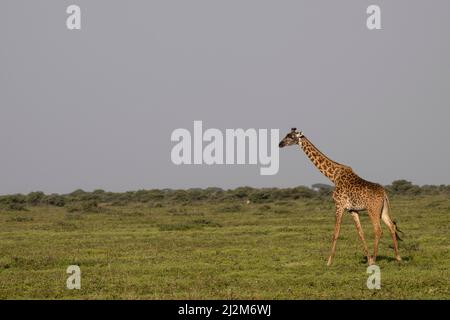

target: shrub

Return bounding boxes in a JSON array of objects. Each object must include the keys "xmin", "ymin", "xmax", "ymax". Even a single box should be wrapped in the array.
[
  {"xmin": 312, "ymin": 183, "xmax": 334, "ymax": 197},
  {"xmin": 249, "ymin": 190, "xmax": 272, "ymax": 203},
  {"xmin": 27, "ymin": 191, "xmax": 45, "ymax": 205},
  {"xmin": 66, "ymin": 200, "xmax": 101, "ymax": 213},
  {"xmin": 4, "ymin": 181, "xmax": 448, "ymax": 209},
  {"xmin": 231, "ymin": 187, "xmax": 254, "ymax": 199},
  {"xmin": 168, "ymin": 190, "xmax": 190, "ymax": 202},
  {"xmin": 0, "ymin": 194, "xmax": 27, "ymax": 211},
  {"xmin": 6, "ymin": 202, "xmax": 28, "ymax": 211},
  {"xmin": 291, "ymin": 186, "xmax": 317, "ymax": 199},
  {"xmin": 68, "ymin": 189, "xmax": 87, "ymax": 200},
  {"xmin": 389, "ymin": 180, "xmax": 421, "ymax": 195},
  {"xmin": 45, "ymin": 194, "xmax": 66, "ymax": 207}
]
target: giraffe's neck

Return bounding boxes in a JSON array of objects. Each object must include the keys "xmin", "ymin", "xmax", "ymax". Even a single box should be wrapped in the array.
[{"xmin": 299, "ymin": 136, "xmax": 348, "ymax": 184}]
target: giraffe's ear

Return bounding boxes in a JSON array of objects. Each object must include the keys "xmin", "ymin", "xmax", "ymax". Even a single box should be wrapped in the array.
[{"xmin": 291, "ymin": 128, "xmax": 297, "ymax": 132}]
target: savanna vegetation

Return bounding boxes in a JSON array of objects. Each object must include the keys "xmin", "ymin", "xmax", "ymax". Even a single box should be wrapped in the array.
[{"xmin": 0, "ymin": 180, "xmax": 448, "ymax": 299}]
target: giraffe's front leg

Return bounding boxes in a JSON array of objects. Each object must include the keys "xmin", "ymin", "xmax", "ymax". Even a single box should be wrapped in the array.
[{"xmin": 327, "ymin": 206, "xmax": 345, "ymax": 267}]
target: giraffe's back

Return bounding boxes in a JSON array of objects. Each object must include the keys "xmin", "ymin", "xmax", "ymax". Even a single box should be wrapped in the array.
[{"xmin": 334, "ymin": 168, "xmax": 385, "ymax": 211}]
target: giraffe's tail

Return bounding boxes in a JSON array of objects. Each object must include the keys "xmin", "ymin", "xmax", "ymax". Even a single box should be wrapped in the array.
[
  {"xmin": 383, "ymin": 194, "xmax": 403, "ymax": 242},
  {"xmin": 393, "ymin": 219, "xmax": 404, "ymax": 241}
]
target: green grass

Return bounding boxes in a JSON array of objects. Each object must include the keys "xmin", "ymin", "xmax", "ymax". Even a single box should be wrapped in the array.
[{"xmin": 0, "ymin": 195, "xmax": 448, "ymax": 299}]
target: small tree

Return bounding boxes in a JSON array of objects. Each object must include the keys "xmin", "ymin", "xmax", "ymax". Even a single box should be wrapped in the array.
[
  {"xmin": 27, "ymin": 191, "xmax": 45, "ymax": 206},
  {"xmin": 45, "ymin": 194, "xmax": 66, "ymax": 207}
]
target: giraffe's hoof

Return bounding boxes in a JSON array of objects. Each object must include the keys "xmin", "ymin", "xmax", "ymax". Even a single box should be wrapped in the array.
[
  {"xmin": 326, "ymin": 257, "xmax": 333, "ymax": 267},
  {"xmin": 368, "ymin": 257, "xmax": 376, "ymax": 265},
  {"xmin": 396, "ymin": 256, "xmax": 402, "ymax": 262}
]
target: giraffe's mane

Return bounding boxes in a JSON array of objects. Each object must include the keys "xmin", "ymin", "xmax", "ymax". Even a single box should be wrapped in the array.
[{"xmin": 301, "ymin": 136, "xmax": 350, "ymax": 169}]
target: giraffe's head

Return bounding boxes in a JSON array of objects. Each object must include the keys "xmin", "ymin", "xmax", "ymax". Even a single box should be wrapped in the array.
[{"xmin": 279, "ymin": 128, "xmax": 304, "ymax": 148}]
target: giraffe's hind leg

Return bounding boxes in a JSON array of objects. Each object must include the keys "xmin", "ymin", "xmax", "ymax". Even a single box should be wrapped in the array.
[
  {"xmin": 381, "ymin": 208, "xmax": 402, "ymax": 262},
  {"xmin": 368, "ymin": 206, "xmax": 382, "ymax": 265},
  {"xmin": 350, "ymin": 211, "xmax": 370, "ymax": 263}
]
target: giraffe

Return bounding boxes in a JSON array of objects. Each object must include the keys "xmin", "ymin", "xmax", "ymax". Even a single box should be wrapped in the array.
[{"xmin": 279, "ymin": 128, "xmax": 402, "ymax": 266}]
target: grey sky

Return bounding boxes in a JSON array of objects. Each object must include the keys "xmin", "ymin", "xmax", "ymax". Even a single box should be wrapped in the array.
[{"xmin": 1, "ymin": 0, "xmax": 450, "ymax": 194}]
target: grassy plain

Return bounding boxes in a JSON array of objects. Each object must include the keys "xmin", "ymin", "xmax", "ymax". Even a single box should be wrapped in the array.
[{"xmin": 0, "ymin": 195, "xmax": 448, "ymax": 299}]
